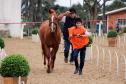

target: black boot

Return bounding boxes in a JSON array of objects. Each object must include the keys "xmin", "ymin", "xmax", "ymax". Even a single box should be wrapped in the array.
[{"xmin": 74, "ymin": 68, "xmax": 79, "ymax": 74}]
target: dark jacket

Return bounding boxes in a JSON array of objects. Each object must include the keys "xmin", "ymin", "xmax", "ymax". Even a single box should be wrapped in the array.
[{"xmin": 63, "ymin": 16, "xmax": 76, "ymax": 41}]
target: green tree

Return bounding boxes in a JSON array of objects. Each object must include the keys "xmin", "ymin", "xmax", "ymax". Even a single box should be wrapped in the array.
[
  {"xmin": 21, "ymin": 0, "xmax": 56, "ymax": 23},
  {"xmin": 106, "ymin": 0, "xmax": 126, "ymax": 11},
  {"xmin": 82, "ymin": 0, "xmax": 102, "ymax": 31},
  {"xmin": 72, "ymin": 4, "xmax": 87, "ymax": 19}
]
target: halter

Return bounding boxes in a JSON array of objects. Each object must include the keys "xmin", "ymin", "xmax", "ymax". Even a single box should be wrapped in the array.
[{"xmin": 49, "ymin": 15, "xmax": 57, "ymax": 32}]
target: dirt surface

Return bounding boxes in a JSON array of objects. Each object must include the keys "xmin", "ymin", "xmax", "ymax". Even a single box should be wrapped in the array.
[{"xmin": 0, "ymin": 36, "xmax": 126, "ymax": 84}]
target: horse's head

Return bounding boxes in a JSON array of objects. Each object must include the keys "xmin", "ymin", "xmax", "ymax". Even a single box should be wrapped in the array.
[{"xmin": 49, "ymin": 15, "xmax": 59, "ymax": 32}]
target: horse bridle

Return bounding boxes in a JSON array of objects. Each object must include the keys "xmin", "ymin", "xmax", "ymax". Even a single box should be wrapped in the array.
[
  {"xmin": 49, "ymin": 15, "xmax": 58, "ymax": 32},
  {"xmin": 49, "ymin": 22, "xmax": 57, "ymax": 32}
]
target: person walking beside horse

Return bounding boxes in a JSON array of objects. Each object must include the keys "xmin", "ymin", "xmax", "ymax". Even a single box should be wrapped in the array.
[
  {"xmin": 58, "ymin": 8, "xmax": 77, "ymax": 64},
  {"xmin": 68, "ymin": 18, "xmax": 90, "ymax": 75}
]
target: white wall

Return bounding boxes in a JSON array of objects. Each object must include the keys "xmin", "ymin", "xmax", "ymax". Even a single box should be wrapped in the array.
[{"xmin": 0, "ymin": 0, "xmax": 22, "ymax": 38}]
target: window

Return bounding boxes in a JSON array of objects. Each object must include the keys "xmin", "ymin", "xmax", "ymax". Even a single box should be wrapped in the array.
[{"xmin": 117, "ymin": 18, "xmax": 126, "ymax": 27}]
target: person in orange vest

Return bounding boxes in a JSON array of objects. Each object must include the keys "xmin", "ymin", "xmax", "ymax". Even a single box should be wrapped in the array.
[{"xmin": 68, "ymin": 18, "xmax": 90, "ymax": 75}]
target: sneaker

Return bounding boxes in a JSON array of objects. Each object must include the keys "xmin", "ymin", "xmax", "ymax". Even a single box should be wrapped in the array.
[
  {"xmin": 70, "ymin": 61, "xmax": 75, "ymax": 65},
  {"xmin": 79, "ymin": 70, "xmax": 82, "ymax": 75},
  {"xmin": 74, "ymin": 68, "xmax": 79, "ymax": 74},
  {"xmin": 64, "ymin": 58, "xmax": 68, "ymax": 63}
]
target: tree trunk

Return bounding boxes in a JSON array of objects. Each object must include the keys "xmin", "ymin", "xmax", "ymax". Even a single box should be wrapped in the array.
[{"xmin": 89, "ymin": 4, "xmax": 98, "ymax": 32}]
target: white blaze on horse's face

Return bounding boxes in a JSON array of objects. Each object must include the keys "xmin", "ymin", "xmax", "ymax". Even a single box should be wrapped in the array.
[{"xmin": 51, "ymin": 15, "xmax": 54, "ymax": 32}]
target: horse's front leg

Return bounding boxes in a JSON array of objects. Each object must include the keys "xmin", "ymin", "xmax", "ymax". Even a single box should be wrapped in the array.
[
  {"xmin": 44, "ymin": 46, "xmax": 51, "ymax": 73},
  {"xmin": 42, "ymin": 45, "xmax": 46, "ymax": 65},
  {"xmin": 51, "ymin": 46, "xmax": 59, "ymax": 70},
  {"xmin": 40, "ymin": 41, "xmax": 46, "ymax": 66},
  {"xmin": 47, "ymin": 55, "xmax": 51, "ymax": 73}
]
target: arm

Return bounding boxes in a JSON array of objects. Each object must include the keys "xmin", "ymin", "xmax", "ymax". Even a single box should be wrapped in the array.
[
  {"xmin": 58, "ymin": 11, "xmax": 71, "ymax": 21},
  {"xmin": 77, "ymin": 30, "xmax": 91, "ymax": 37},
  {"xmin": 68, "ymin": 27, "xmax": 74, "ymax": 40},
  {"xmin": 85, "ymin": 30, "xmax": 91, "ymax": 36}
]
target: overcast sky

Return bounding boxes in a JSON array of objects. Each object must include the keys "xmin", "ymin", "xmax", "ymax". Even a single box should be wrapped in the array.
[
  {"xmin": 55, "ymin": 0, "xmax": 113, "ymax": 7},
  {"xmin": 55, "ymin": 0, "xmax": 83, "ymax": 7}
]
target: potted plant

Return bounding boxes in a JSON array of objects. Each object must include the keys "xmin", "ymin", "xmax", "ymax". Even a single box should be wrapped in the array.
[
  {"xmin": 107, "ymin": 30, "xmax": 118, "ymax": 47},
  {"xmin": 0, "ymin": 37, "xmax": 6, "ymax": 58},
  {"xmin": 0, "ymin": 37, "xmax": 5, "ymax": 49},
  {"xmin": 0, "ymin": 54, "xmax": 30, "ymax": 84},
  {"xmin": 123, "ymin": 27, "xmax": 126, "ymax": 35},
  {"xmin": 86, "ymin": 36, "xmax": 93, "ymax": 60},
  {"xmin": 32, "ymin": 28, "xmax": 39, "ymax": 42}
]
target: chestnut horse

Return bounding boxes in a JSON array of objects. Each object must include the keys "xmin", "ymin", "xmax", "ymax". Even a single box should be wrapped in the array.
[{"xmin": 39, "ymin": 15, "xmax": 61, "ymax": 73}]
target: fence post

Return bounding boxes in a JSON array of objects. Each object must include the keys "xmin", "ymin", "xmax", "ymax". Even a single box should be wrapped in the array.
[
  {"xmin": 0, "ymin": 48, "xmax": 7, "ymax": 60},
  {"xmin": 123, "ymin": 55, "xmax": 126, "ymax": 80},
  {"xmin": 102, "ymin": 48, "xmax": 105, "ymax": 70},
  {"xmin": 109, "ymin": 50, "xmax": 112, "ymax": 72},
  {"xmin": 96, "ymin": 46, "xmax": 100, "ymax": 67},
  {"xmin": 90, "ymin": 45, "xmax": 93, "ymax": 61},
  {"xmin": 118, "ymin": 36, "xmax": 121, "ymax": 47},
  {"xmin": 115, "ymin": 50, "xmax": 119, "ymax": 76},
  {"xmin": 18, "ymin": 76, "xmax": 21, "ymax": 84}
]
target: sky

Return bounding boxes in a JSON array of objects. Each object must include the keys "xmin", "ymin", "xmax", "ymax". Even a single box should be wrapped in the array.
[
  {"xmin": 55, "ymin": 0, "xmax": 83, "ymax": 7},
  {"xmin": 55, "ymin": 0, "xmax": 113, "ymax": 7}
]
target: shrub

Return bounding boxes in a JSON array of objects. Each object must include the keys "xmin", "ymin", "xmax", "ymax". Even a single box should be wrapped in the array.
[
  {"xmin": 123, "ymin": 27, "xmax": 126, "ymax": 33},
  {"xmin": 0, "ymin": 54, "xmax": 30, "ymax": 77},
  {"xmin": 0, "ymin": 37, "xmax": 5, "ymax": 49},
  {"xmin": 107, "ymin": 30, "xmax": 118, "ymax": 38},
  {"xmin": 87, "ymin": 36, "xmax": 93, "ymax": 47},
  {"xmin": 32, "ymin": 28, "xmax": 38, "ymax": 34}
]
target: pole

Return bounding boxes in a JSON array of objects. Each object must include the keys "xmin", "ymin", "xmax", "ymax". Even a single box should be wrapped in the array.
[
  {"xmin": 103, "ymin": 0, "xmax": 105, "ymax": 20},
  {"xmin": 103, "ymin": 0, "xmax": 106, "ymax": 33},
  {"xmin": 42, "ymin": 0, "xmax": 44, "ymax": 22}
]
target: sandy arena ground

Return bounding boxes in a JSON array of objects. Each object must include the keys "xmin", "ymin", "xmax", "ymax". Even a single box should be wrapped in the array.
[{"xmin": 0, "ymin": 36, "xmax": 126, "ymax": 84}]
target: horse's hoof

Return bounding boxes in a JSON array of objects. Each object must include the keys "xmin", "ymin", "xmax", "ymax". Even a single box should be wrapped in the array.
[
  {"xmin": 44, "ymin": 62, "xmax": 46, "ymax": 65},
  {"xmin": 47, "ymin": 69, "xmax": 51, "ymax": 73}
]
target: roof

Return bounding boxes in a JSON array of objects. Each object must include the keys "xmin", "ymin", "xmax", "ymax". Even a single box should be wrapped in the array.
[{"xmin": 99, "ymin": 7, "xmax": 126, "ymax": 16}]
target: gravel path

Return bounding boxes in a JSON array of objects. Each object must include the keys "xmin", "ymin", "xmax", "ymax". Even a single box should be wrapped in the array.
[{"xmin": 0, "ymin": 37, "xmax": 126, "ymax": 84}]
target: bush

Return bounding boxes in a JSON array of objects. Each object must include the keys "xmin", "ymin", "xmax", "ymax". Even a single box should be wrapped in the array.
[
  {"xmin": 123, "ymin": 27, "xmax": 126, "ymax": 33},
  {"xmin": 107, "ymin": 30, "xmax": 118, "ymax": 38},
  {"xmin": 32, "ymin": 28, "xmax": 38, "ymax": 34},
  {"xmin": 0, "ymin": 54, "xmax": 30, "ymax": 77},
  {"xmin": 87, "ymin": 36, "xmax": 93, "ymax": 47},
  {"xmin": 0, "ymin": 37, "xmax": 5, "ymax": 49}
]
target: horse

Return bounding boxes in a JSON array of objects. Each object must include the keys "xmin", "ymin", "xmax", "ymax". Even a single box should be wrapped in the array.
[{"xmin": 39, "ymin": 14, "xmax": 61, "ymax": 73}]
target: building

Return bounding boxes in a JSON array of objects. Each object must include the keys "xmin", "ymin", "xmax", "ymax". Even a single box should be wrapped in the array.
[
  {"xmin": 0, "ymin": 0, "xmax": 22, "ymax": 38},
  {"xmin": 99, "ymin": 7, "xmax": 126, "ymax": 32}
]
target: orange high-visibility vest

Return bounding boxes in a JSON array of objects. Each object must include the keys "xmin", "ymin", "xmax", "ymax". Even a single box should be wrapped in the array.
[{"xmin": 68, "ymin": 26, "xmax": 89, "ymax": 49}]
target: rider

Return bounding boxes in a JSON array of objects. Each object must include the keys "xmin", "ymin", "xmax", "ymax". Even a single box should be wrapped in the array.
[{"xmin": 68, "ymin": 18, "xmax": 90, "ymax": 75}]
